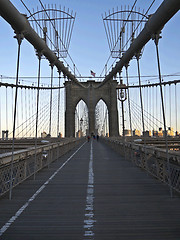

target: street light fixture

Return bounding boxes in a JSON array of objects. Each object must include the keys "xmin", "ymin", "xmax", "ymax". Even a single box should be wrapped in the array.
[{"xmin": 117, "ymin": 78, "xmax": 127, "ymax": 137}]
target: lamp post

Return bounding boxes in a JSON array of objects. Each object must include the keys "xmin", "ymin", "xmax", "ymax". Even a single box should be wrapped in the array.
[
  {"xmin": 117, "ymin": 79, "xmax": 127, "ymax": 137},
  {"xmin": 117, "ymin": 78, "xmax": 127, "ymax": 159},
  {"xmin": 80, "ymin": 117, "xmax": 83, "ymax": 137}
]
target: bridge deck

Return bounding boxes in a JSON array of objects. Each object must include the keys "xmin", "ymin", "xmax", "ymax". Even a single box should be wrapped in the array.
[{"xmin": 0, "ymin": 140, "xmax": 180, "ymax": 239}]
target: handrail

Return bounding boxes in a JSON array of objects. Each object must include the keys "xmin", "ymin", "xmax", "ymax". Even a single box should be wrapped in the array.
[
  {"xmin": 102, "ymin": 137, "xmax": 180, "ymax": 193},
  {"xmin": 0, "ymin": 138, "xmax": 85, "ymax": 197}
]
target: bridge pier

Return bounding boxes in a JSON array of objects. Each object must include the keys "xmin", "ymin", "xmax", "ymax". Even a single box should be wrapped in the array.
[
  {"xmin": 108, "ymin": 80, "xmax": 119, "ymax": 137},
  {"xmin": 65, "ymin": 82, "xmax": 75, "ymax": 137}
]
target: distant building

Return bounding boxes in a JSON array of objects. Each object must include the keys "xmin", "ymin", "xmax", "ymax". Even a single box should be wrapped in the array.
[
  {"xmin": 167, "ymin": 127, "xmax": 174, "ymax": 137},
  {"xmin": 157, "ymin": 127, "xmax": 175, "ymax": 137},
  {"xmin": 158, "ymin": 128, "xmax": 163, "ymax": 137},
  {"xmin": 133, "ymin": 129, "xmax": 141, "ymax": 137},
  {"xmin": 153, "ymin": 130, "xmax": 158, "ymax": 136},
  {"xmin": 143, "ymin": 131, "xmax": 152, "ymax": 137},
  {"xmin": 124, "ymin": 129, "xmax": 131, "ymax": 136}
]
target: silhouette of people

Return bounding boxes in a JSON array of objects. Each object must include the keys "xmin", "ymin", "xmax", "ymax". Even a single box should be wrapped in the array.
[{"xmin": 96, "ymin": 135, "xmax": 99, "ymax": 141}]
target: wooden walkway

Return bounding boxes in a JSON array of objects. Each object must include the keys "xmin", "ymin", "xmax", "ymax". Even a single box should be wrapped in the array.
[{"xmin": 0, "ymin": 139, "xmax": 180, "ymax": 239}]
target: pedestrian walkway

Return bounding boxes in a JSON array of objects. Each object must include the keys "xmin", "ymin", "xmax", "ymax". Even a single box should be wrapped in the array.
[{"xmin": 0, "ymin": 139, "xmax": 180, "ymax": 239}]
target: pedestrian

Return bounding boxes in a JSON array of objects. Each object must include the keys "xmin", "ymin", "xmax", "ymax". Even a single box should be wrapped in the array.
[{"xmin": 96, "ymin": 134, "xmax": 99, "ymax": 141}]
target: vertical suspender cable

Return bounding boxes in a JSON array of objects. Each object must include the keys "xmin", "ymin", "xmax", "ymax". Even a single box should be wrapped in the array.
[
  {"xmin": 136, "ymin": 54, "xmax": 145, "ymax": 135},
  {"xmin": 152, "ymin": 86, "xmax": 154, "ymax": 131},
  {"xmin": 160, "ymin": 86, "xmax": 162, "ymax": 125},
  {"xmin": 0, "ymin": 76, "xmax": 1, "ymax": 139},
  {"xmin": 34, "ymin": 86, "xmax": 36, "ymax": 134},
  {"xmin": 102, "ymin": 102, "xmax": 104, "ymax": 135},
  {"xmin": 169, "ymin": 84, "xmax": 171, "ymax": 128},
  {"xmin": 150, "ymin": 87, "xmax": 151, "ymax": 132},
  {"xmin": 34, "ymin": 52, "xmax": 42, "ymax": 180},
  {"xmin": 63, "ymin": 75, "xmax": 66, "ymax": 137},
  {"xmin": 25, "ymin": 88, "xmax": 27, "ymax": 137},
  {"xmin": 121, "ymin": 98, "xmax": 125, "ymax": 137},
  {"xmin": 125, "ymin": 65, "xmax": 133, "ymax": 160},
  {"xmin": 12, "ymin": 87, "xmax": 13, "ymax": 127},
  {"xmin": 6, "ymin": 87, "xmax": 8, "ymax": 131},
  {"xmin": 21, "ymin": 87, "xmax": 23, "ymax": 137},
  {"xmin": 164, "ymin": 85, "xmax": 166, "ymax": 114},
  {"xmin": 175, "ymin": 84, "xmax": 177, "ymax": 135},
  {"xmin": 32, "ymin": 88, "xmax": 35, "ymax": 136},
  {"xmin": 17, "ymin": 89, "xmax": 19, "ymax": 137},
  {"xmin": 156, "ymin": 86, "xmax": 158, "ymax": 131},
  {"xmin": 57, "ymin": 71, "xmax": 61, "ymax": 137},
  {"xmin": 28, "ymin": 88, "xmax": 31, "ymax": 137},
  {"xmin": 9, "ymin": 33, "xmax": 23, "ymax": 200},
  {"xmin": 49, "ymin": 64, "xmax": 54, "ymax": 136},
  {"xmin": 136, "ymin": 53, "xmax": 147, "ymax": 168},
  {"xmin": 147, "ymin": 87, "xmax": 148, "ymax": 130},
  {"xmin": 154, "ymin": 34, "xmax": 172, "ymax": 197},
  {"xmin": 125, "ymin": 65, "xmax": 132, "ymax": 135},
  {"xmin": 31, "ymin": 89, "xmax": 35, "ymax": 135}
]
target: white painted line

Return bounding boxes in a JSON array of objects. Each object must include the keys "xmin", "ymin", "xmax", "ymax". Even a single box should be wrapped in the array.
[
  {"xmin": 0, "ymin": 141, "xmax": 86, "ymax": 237},
  {"xmin": 84, "ymin": 140, "xmax": 96, "ymax": 239}
]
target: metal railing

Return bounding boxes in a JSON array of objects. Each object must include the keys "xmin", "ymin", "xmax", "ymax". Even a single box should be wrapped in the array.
[
  {"xmin": 102, "ymin": 137, "xmax": 180, "ymax": 194},
  {"xmin": 0, "ymin": 138, "xmax": 84, "ymax": 197}
]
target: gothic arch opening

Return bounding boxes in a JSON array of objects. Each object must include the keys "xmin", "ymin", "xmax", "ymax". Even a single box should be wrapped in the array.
[
  {"xmin": 75, "ymin": 99, "xmax": 89, "ymax": 137},
  {"xmin": 65, "ymin": 80, "xmax": 119, "ymax": 137},
  {"xmin": 95, "ymin": 99, "xmax": 109, "ymax": 137}
]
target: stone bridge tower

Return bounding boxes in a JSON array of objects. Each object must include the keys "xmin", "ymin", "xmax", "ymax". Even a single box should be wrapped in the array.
[{"xmin": 65, "ymin": 79, "xmax": 119, "ymax": 137}]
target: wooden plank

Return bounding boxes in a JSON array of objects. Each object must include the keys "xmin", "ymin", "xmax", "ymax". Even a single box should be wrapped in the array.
[{"xmin": 0, "ymin": 140, "xmax": 180, "ymax": 239}]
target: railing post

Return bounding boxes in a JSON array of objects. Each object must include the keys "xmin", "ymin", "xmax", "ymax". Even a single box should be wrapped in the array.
[{"xmin": 49, "ymin": 63, "xmax": 54, "ymax": 136}]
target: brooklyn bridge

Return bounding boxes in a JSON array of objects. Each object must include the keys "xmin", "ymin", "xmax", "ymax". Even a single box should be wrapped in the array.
[{"xmin": 0, "ymin": 0, "xmax": 180, "ymax": 239}]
